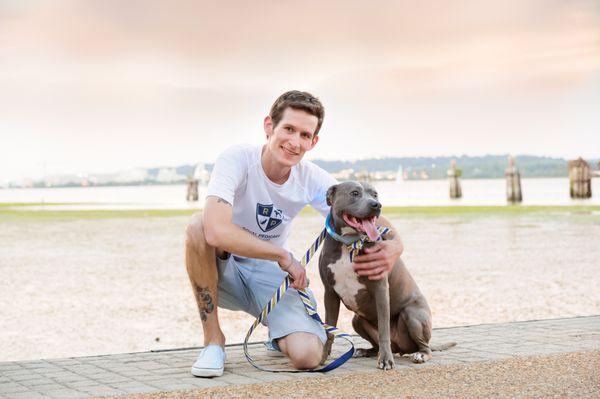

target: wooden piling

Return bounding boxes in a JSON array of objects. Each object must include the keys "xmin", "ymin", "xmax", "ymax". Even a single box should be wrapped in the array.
[
  {"xmin": 505, "ymin": 155, "xmax": 523, "ymax": 203},
  {"xmin": 568, "ymin": 157, "xmax": 592, "ymax": 199},
  {"xmin": 447, "ymin": 160, "xmax": 462, "ymax": 199},
  {"xmin": 186, "ymin": 179, "xmax": 199, "ymax": 201}
]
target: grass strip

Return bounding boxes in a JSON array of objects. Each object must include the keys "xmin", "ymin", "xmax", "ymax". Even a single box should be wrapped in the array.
[
  {"xmin": 1, "ymin": 204, "xmax": 598, "ymax": 221},
  {"xmin": 0, "ymin": 208, "xmax": 197, "ymax": 220},
  {"xmin": 0, "ymin": 202, "xmax": 89, "ymax": 208},
  {"xmin": 379, "ymin": 205, "xmax": 600, "ymax": 216}
]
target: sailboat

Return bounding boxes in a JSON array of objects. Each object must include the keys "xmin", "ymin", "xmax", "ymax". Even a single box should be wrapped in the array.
[
  {"xmin": 193, "ymin": 163, "xmax": 210, "ymax": 185},
  {"xmin": 395, "ymin": 165, "xmax": 404, "ymax": 183}
]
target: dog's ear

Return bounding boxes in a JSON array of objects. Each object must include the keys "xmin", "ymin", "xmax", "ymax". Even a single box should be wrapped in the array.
[{"xmin": 326, "ymin": 184, "xmax": 338, "ymax": 206}]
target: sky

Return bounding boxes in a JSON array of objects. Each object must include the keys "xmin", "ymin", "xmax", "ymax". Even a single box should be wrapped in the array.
[{"xmin": 0, "ymin": 0, "xmax": 599, "ymax": 181}]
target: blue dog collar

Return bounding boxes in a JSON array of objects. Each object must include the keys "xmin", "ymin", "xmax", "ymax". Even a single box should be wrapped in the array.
[{"xmin": 325, "ymin": 213, "xmax": 361, "ymax": 246}]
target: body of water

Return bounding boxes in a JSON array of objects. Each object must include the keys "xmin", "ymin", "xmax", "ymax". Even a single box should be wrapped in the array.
[{"xmin": 1, "ymin": 178, "xmax": 599, "ymax": 209}]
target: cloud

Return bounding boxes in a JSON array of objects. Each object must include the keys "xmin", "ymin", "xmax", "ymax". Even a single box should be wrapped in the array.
[{"xmin": 0, "ymin": 0, "xmax": 598, "ymax": 180}]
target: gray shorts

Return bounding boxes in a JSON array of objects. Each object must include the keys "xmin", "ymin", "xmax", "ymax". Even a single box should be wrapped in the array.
[{"xmin": 216, "ymin": 254, "xmax": 327, "ymax": 344}]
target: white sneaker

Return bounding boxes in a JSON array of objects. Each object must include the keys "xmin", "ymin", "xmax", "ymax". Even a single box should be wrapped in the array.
[{"xmin": 191, "ymin": 344, "xmax": 226, "ymax": 377}]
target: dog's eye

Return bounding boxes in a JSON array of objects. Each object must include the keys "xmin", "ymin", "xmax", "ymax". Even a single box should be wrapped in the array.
[
  {"xmin": 372, "ymin": 192, "xmax": 378, "ymax": 198},
  {"xmin": 350, "ymin": 190, "xmax": 360, "ymax": 197}
]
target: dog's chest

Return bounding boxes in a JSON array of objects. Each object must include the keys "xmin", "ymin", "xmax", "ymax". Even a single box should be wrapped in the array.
[{"xmin": 327, "ymin": 248, "xmax": 367, "ymax": 313}]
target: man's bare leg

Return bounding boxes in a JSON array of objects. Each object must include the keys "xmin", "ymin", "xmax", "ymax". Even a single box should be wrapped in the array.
[
  {"xmin": 186, "ymin": 212, "xmax": 322, "ymax": 371},
  {"xmin": 277, "ymin": 332, "xmax": 323, "ymax": 370},
  {"xmin": 185, "ymin": 212, "xmax": 226, "ymax": 347}
]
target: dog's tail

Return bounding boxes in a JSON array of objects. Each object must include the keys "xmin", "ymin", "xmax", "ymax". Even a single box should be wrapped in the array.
[{"xmin": 431, "ymin": 342, "xmax": 457, "ymax": 351}]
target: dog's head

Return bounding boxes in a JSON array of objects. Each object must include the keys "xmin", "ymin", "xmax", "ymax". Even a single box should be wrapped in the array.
[{"xmin": 326, "ymin": 181, "xmax": 382, "ymax": 241}]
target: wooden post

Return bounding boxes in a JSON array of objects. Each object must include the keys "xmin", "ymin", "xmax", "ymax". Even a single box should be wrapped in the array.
[
  {"xmin": 186, "ymin": 179, "xmax": 199, "ymax": 202},
  {"xmin": 568, "ymin": 157, "xmax": 592, "ymax": 199},
  {"xmin": 447, "ymin": 160, "xmax": 462, "ymax": 199},
  {"xmin": 505, "ymin": 155, "xmax": 522, "ymax": 203}
]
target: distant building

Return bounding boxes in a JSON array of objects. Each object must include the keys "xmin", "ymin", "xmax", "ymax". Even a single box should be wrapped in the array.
[
  {"xmin": 332, "ymin": 169, "xmax": 354, "ymax": 180},
  {"xmin": 193, "ymin": 163, "xmax": 211, "ymax": 185},
  {"xmin": 155, "ymin": 168, "xmax": 186, "ymax": 183},
  {"xmin": 114, "ymin": 168, "xmax": 149, "ymax": 184},
  {"xmin": 43, "ymin": 174, "xmax": 83, "ymax": 187}
]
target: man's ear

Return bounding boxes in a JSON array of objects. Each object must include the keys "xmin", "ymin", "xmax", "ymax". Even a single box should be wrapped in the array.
[
  {"xmin": 308, "ymin": 134, "xmax": 319, "ymax": 150},
  {"xmin": 264, "ymin": 116, "xmax": 273, "ymax": 139},
  {"xmin": 326, "ymin": 184, "xmax": 338, "ymax": 206}
]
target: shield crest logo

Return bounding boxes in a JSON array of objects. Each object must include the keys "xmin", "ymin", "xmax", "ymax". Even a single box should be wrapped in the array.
[{"xmin": 256, "ymin": 203, "xmax": 284, "ymax": 232}]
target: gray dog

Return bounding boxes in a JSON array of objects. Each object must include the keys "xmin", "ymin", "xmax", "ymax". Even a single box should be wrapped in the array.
[{"xmin": 319, "ymin": 181, "xmax": 455, "ymax": 370}]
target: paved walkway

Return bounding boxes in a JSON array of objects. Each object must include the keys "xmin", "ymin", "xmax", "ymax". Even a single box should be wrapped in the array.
[{"xmin": 1, "ymin": 316, "xmax": 598, "ymax": 399}]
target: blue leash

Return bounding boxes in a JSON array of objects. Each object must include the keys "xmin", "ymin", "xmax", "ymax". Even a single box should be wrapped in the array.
[{"xmin": 243, "ymin": 226, "xmax": 355, "ymax": 372}]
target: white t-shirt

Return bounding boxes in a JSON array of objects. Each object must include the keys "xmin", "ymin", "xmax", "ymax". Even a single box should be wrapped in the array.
[{"xmin": 206, "ymin": 144, "xmax": 337, "ymax": 250}]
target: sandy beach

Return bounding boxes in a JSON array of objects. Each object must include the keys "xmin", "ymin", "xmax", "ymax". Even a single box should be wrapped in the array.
[{"xmin": 1, "ymin": 211, "xmax": 599, "ymax": 362}]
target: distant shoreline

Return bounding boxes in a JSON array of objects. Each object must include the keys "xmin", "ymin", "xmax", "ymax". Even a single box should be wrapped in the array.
[
  {"xmin": 3, "ymin": 174, "xmax": 598, "ymax": 190},
  {"xmin": 4, "ymin": 154, "xmax": 598, "ymax": 188}
]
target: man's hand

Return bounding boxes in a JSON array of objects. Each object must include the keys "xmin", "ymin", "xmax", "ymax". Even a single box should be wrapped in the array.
[
  {"xmin": 286, "ymin": 261, "xmax": 308, "ymax": 290},
  {"xmin": 353, "ymin": 240, "xmax": 403, "ymax": 280},
  {"xmin": 278, "ymin": 252, "xmax": 307, "ymax": 290}
]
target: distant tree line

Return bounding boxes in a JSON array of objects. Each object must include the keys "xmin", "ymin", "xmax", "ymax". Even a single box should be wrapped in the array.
[
  {"xmin": 174, "ymin": 155, "xmax": 598, "ymax": 180},
  {"xmin": 313, "ymin": 155, "xmax": 598, "ymax": 179},
  {"xmin": 24, "ymin": 155, "xmax": 596, "ymax": 189}
]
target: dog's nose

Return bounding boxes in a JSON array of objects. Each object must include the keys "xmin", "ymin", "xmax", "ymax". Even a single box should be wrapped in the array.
[{"xmin": 369, "ymin": 200, "xmax": 381, "ymax": 210}]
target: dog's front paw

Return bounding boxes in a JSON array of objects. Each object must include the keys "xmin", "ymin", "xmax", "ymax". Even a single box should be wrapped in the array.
[
  {"xmin": 320, "ymin": 335, "xmax": 334, "ymax": 365},
  {"xmin": 377, "ymin": 351, "xmax": 395, "ymax": 370}
]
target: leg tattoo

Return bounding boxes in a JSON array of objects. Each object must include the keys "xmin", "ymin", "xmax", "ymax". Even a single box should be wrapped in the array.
[{"xmin": 196, "ymin": 286, "xmax": 214, "ymax": 322}]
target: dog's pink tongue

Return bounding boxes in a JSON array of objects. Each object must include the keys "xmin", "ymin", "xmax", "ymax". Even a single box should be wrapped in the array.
[{"xmin": 362, "ymin": 218, "xmax": 380, "ymax": 241}]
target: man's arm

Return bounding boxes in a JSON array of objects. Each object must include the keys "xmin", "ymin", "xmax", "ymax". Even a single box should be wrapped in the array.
[
  {"xmin": 202, "ymin": 196, "xmax": 307, "ymax": 289},
  {"xmin": 352, "ymin": 215, "xmax": 404, "ymax": 280}
]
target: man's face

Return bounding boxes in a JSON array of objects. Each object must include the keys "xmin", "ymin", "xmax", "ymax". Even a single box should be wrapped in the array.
[{"xmin": 263, "ymin": 107, "xmax": 319, "ymax": 167}]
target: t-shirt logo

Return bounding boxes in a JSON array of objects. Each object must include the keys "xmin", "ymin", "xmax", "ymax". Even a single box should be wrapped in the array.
[{"xmin": 256, "ymin": 203, "xmax": 284, "ymax": 232}]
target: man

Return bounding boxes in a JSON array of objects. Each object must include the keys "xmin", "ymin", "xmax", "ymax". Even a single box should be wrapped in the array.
[{"xmin": 185, "ymin": 90, "xmax": 404, "ymax": 377}]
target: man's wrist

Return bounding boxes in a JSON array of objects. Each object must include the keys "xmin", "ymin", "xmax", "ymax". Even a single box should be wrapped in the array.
[{"xmin": 278, "ymin": 251, "xmax": 294, "ymax": 271}]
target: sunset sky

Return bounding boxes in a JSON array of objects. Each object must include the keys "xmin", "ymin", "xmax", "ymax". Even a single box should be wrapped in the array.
[{"xmin": 1, "ymin": 0, "xmax": 599, "ymax": 181}]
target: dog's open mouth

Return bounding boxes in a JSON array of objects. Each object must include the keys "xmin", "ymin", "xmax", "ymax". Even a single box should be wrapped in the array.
[{"xmin": 342, "ymin": 213, "xmax": 380, "ymax": 241}]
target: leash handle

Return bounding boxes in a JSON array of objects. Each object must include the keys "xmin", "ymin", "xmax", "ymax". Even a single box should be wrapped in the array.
[{"xmin": 243, "ymin": 228, "xmax": 355, "ymax": 373}]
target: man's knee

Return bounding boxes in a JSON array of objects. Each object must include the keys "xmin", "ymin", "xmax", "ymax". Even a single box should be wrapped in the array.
[
  {"xmin": 289, "ymin": 345, "xmax": 322, "ymax": 370},
  {"xmin": 284, "ymin": 334, "xmax": 323, "ymax": 370},
  {"xmin": 185, "ymin": 212, "xmax": 217, "ymax": 279},
  {"xmin": 186, "ymin": 212, "xmax": 206, "ymax": 251}
]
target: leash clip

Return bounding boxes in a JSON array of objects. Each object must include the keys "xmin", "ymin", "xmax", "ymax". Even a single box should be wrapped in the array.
[{"xmin": 325, "ymin": 213, "xmax": 390, "ymax": 262}]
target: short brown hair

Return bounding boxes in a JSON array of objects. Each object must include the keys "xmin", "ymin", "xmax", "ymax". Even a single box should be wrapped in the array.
[{"xmin": 269, "ymin": 90, "xmax": 325, "ymax": 134}]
